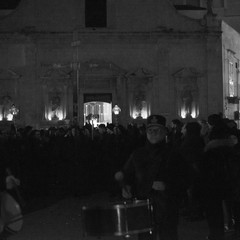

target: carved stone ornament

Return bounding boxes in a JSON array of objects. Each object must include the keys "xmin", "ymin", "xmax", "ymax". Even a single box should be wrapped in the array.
[
  {"xmin": 41, "ymin": 65, "xmax": 71, "ymax": 121},
  {"xmin": 80, "ymin": 59, "xmax": 126, "ymax": 75},
  {"xmin": 41, "ymin": 64, "xmax": 72, "ymax": 82},
  {"xmin": 173, "ymin": 68, "xmax": 201, "ymax": 119},
  {"xmin": 126, "ymin": 68, "xmax": 154, "ymax": 119},
  {"xmin": 0, "ymin": 69, "xmax": 21, "ymax": 121}
]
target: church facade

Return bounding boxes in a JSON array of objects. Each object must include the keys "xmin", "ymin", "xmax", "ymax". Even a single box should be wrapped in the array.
[{"xmin": 0, "ymin": 0, "xmax": 240, "ymax": 128}]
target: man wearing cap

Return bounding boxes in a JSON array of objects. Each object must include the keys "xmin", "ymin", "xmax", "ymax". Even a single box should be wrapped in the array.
[{"xmin": 115, "ymin": 115, "xmax": 190, "ymax": 240}]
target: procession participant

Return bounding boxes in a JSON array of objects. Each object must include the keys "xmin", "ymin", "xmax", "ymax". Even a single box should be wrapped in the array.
[
  {"xmin": 115, "ymin": 115, "xmax": 190, "ymax": 240},
  {"xmin": 200, "ymin": 122, "xmax": 233, "ymax": 240}
]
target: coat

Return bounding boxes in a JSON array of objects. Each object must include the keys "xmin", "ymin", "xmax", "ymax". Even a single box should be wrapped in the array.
[
  {"xmin": 200, "ymin": 139, "xmax": 234, "ymax": 199},
  {"xmin": 122, "ymin": 140, "xmax": 190, "ymax": 200}
]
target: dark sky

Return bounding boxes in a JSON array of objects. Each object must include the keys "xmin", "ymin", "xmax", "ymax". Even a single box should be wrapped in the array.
[{"xmin": 0, "ymin": 0, "xmax": 21, "ymax": 9}]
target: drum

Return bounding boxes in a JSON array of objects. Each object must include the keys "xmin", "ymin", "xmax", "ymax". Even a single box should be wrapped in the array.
[
  {"xmin": 0, "ymin": 192, "xmax": 23, "ymax": 234},
  {"xmin": 82, "ymin": 199, "xmax": 153, "ymax": 237}
]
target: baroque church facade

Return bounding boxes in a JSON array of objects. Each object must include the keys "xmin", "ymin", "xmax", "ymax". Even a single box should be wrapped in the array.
[{"xmin": 0, "ymin": 0, "xmax": 240, "ymax": 128}]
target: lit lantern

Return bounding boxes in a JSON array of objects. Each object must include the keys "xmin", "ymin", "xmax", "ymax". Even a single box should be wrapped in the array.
[
  {"xmin": 112, "ymin": 105, "xmax": 121, "ymax": 115},
  {"xmin": 9, "ymin": 104, "xmax": 19, "ymax": 117},
  {"xmin": 9, "ymin": 104, "xmax": 19, "ymax": 122},
  {"xmin": 112, "ymin": 104, "xmax": 121, "ymax": 126}
]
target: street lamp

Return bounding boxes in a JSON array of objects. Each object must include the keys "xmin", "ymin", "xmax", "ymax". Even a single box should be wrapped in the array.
[
  {"xmin": 112, "ymin": 104, "xmax": 121, "ymax": 126},
  {"xmin": 9, "ymin": 104, "xmax": 19, "ymax": 128},
  {"xmin": 9, "ymin": 104, "xmax": 19, "ymax": 118}
]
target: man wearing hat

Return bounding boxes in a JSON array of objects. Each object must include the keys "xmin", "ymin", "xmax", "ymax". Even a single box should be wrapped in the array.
[{"xmin": 115, "ymin": 115, "xmax": 190, "ymax": 240}]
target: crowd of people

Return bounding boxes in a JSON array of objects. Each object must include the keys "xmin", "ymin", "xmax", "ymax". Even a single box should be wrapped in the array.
[
  {"xmin": 0, "ymin": 113, "xmax": 239, "ymax": 240},
  {"xmin": 114, "ymin": 113, "xmax": 240, "ymax": 240}
]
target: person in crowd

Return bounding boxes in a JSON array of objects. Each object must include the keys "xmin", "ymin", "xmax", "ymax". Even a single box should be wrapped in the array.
[
  {"xmin": 228, "ymin": 132, "xmax": 240, "ymax": 237},
  {"xmin": 5, "ymin": 167, "xmax": 25, "ymax": 209},
  {"xmin": 207, "ymin": 113, "xmax": 223, "ymax": 141},
  {"xmin": 180, "ymin": 122, "xmax": 205, "ymax": 221},
  {"xmin": 200, "ymin": 120, "xmax": 234, "ymax": 240},
  {"xmin": 115, "ymin": 115, "xmax": 190, "ymax": 240},
  {"xmin": 0, "ymin": 162, "xmax": 5, "ymax": 238},
  {"xmin": 198, "ymin": 119, "xmax": 210, "ymax": 145},
  {"xmin": 225, "ymin": 119, "xmax": 240, "ymax": 141},
  {"xmin": 167, "ymin": 119, "xmax": 183, "ymax": 148}
]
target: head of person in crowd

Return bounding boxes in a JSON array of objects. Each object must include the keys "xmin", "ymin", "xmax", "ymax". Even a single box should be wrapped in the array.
[
  {"xmin": 146, "ymin": 114, "xmax": 167, "ymax": 144},
  {"xmin": 229, "ymin": 132, "xmax": 239, "ymax": 146},
  {"xmin": 207, "ymin": 113, "xmax": 223, "ymax": 128},
  {"xmin": 171, "ymin": 119, "xmax": 183, "ymax": 131},
  {"xmin": 208, "ymin": 122, "xmax": 230, "ymax": 140},
  {"xmin": 182, "ymin": 121, "xmax": 202, "ymax": 138},
  {"xmin": 198, "ymin": 119, "xmax": 210, "ymax": 137},
  {"xmin": 98, "ymin": 124, "xmax": 107, "ymax": 134},
  {"xmin": 138, "ymin": 125, "xmax": 146, "ymax": 136},
  {"xmin": 106, "ymin": 123, "xmax": 114, "ymax": 134},
  {"xmin": 225, "ymin": 119, "xmax": 238, "ymax": 130},
  {"xmin": 224, "ymin": 119, "xmax": 240, "ymax": 139},
  {"xmin": 113, "ymin": 126, "xmax": 121, "ymax": 135},
  {"xmin": 81, "ymin": 126, "xmax": 90, "ymax": 137}
]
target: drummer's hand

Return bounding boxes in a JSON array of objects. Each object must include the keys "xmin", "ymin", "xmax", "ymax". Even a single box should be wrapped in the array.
[
  {"xmin": 122, "ymin": 185, "xmax": 132, "ymax": 199},
  {"xmin": 152, "ymin": 181, "xmax": 165, "ymax": 191}
]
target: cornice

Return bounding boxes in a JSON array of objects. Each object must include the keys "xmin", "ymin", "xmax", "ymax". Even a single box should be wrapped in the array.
[{"xmin": 0, "ymin": 29, "xmax": 222, "ymax": 45}]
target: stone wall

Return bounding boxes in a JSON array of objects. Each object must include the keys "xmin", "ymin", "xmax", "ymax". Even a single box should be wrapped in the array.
[{"xmin": 0, "ymin": 0, "xmax": 238, "ymax": 127}]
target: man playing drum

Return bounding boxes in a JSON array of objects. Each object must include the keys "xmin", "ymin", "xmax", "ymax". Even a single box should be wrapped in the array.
[{"xmin": 115, "ymin": 115, "xmax": 190, "ymax": 240}]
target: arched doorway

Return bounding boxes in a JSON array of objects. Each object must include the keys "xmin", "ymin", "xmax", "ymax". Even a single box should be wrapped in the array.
[{"xmin": 83, "ymin": 93, "xmax": 112, "ymax": 127}]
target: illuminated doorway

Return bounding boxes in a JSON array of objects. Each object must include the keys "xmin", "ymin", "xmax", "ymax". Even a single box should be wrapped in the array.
[{"xmin": 84, "ymin": 101, "xmax": 112, "ymax": 127}]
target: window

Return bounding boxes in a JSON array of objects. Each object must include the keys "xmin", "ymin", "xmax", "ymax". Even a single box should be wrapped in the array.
[
  {"xmin": 228, "ymin": 61, "xmax": 238, "ymax": 98},
  {"xmin": 229, "ymin": 62, "xmax": 235, "ymax": 97},
  {"xmin": 85, "ymin": 0, "xmax": 107, "ymax": 28}
]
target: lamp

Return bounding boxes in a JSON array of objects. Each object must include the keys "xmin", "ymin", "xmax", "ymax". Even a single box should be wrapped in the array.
[
  {"xmin": 9, "ymin": 104, "xmax": 19, "ymax": 117},
  {"xmin": 112, "ymin": 104, "xmax": 121, "ymax": 126},
  {"xmin": 112, "ymin": 105, "xmax": 121, "ymax": 115},
  {"xmin": 9, "ymin": 104, "xmax": 19, "ymax": 124}
]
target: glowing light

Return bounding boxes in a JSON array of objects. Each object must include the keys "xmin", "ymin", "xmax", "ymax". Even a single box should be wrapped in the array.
[
  {"xmin": 112, "ymin": 105, "xmax": 121, "ymax": 115},
  {"xmin": 131, "ymin": 108, "xmax": 148, "ymax": 119},
  {"xmin": 191, "ymin": 109, "xmax": 197, "ymax": 118},
  {"xmin": 131, "ymin": 101, "xmax": 148, "ymax": 119},
  {"xmin": 180, "ymin": 108, "xmax": 198, "ymax": 119},
  {"xmin": 9, "ymin": 104, "xmax": 19, "ymax": 116},
  {"xmin": 57, "ymin": 111, "xmax": 63, "ymax": 120},
  {"xmin": 47, "ymin": 108, "xmax": 64, "ymax": 121},
  {"xmin": 181, "ymin": 109, "xmax": 187, "ymax": 119},
  {"xmin": 6, "ymin": 114, "xmax": 13, "ymax": 121}
]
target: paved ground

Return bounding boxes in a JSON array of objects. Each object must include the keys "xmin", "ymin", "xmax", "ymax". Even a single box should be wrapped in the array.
[{"xmin": 6, "ymin": 192, "xmax": 212, "ymax": 240}]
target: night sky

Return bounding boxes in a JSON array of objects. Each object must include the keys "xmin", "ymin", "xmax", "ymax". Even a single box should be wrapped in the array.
[{"xmin": 0, "ymin": 0, "xmax": 21, "ymax": 9}]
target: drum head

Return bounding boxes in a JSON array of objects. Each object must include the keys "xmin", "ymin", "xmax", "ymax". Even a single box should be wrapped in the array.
[{"xmin": 0, "ymin": 192, "xmax": 23, "ymax": 233}]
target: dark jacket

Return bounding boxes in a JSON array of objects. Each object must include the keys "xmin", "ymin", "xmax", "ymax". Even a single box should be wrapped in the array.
[
  {"xmin": 122, "ymin": 140, "xmax": 190, "ymax": 200},
  {"xmin": 229, "ymin": 143, "xmax": 240, "ymax": 202},
  {"xmin": 200, "ymin": 139, "xmax": 234, "ymax": 198}
]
